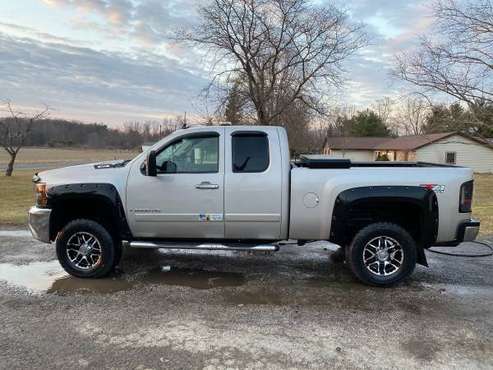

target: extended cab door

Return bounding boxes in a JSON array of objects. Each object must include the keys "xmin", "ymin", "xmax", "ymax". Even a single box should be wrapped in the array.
[
  {"xmin": 224, "ymin": 127, "xmax": 285, "ymax": 239},
  {"xmin": 126, "ymin": 128, "xmax": 224, "ymax": 239}
]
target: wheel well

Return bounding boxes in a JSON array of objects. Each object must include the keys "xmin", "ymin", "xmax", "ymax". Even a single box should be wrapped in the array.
[
  {"xmin": 330, "ymin": 200, "xmax": 425, "ymax": 247},
  {"xmin": 50, "ymin": 198, "xmax": 119, "ymax": 241}
]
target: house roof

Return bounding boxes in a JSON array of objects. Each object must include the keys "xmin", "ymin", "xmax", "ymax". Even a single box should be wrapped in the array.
[
  {"xmin": 323, "ymin": 137, "xmax": 391, "ymax": 150},
  {"xmin": 326, "ymin": 132, "xmax": 493, "ymax": 151},
  {"xmin": 374, "ymin": 132, "xmax": 454, "ymax": 150}
]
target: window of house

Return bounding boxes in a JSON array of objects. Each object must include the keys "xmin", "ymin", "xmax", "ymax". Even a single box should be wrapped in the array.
[
  {"xmin": 156, "ymin": 134, "xmax": 219, "ymax": 173},
  {"xmin": 445, "ymin": 151, "xmax": 457, "ymax": 164},
  {"xmin": 232, "ymin": 132, "xmax": 269, "ymax": 173}
]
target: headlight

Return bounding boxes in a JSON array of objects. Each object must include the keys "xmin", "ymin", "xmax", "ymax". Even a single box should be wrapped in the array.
[{"xmin": 34, "ymin": 182, "xmax": 48, "ymax": 208}]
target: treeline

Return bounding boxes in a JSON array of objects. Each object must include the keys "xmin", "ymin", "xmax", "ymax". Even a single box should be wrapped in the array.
[
  {"xmin": 239, "ymin": 100, "xmax": 493, "ymax": 156},
  {"xmin": 1, "ymin": 118, "xmax": 180, "ymax": 150},
  {"xmin": 2, "ymin": 100, "xmax": 492, "ymax": 154}
]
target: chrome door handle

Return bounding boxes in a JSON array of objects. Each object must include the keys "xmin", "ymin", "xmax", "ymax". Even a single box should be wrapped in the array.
[{"xmin": 195, "ymin": 181, "xmax": 219, "ymax": 190}]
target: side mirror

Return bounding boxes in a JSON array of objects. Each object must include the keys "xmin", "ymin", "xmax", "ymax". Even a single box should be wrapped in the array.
[
  {"xmin": 146, "ymin": 150, "xmax": 157, "ymax": 176},
  {"xmin": 162, "ymin": 160, "xmax": 177, "ymax": 174}
]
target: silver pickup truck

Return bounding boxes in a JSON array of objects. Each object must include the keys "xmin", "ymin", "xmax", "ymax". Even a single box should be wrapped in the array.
[{"xmin": 28, "ymin": 125, "xmax": 480, "ymax": 286}]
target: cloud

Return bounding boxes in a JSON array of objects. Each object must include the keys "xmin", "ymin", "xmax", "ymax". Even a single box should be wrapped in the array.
[
  {"xmin": 0, "ymin": 32, "xmax": 209, "ymax": 124},
  {"xmin": 0, "ymin": 21, "xmax": 90, "ymax": 46},
  {"xmin": 2, "ymin": 0, "xmax": 441, "ymax": 123},
  {"xmin": 325, "ymin": 0, "xmax": 436, "ymax": 107},
  {"xmin": 41, "ymin": 0, "xmax": 196, "ymax": 45},
  {"xmin": 42, "ymin": 0, "xmax": 134, "ymax": 26}
]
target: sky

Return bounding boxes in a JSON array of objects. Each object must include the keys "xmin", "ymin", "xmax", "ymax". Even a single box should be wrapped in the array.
[{"xmin": 0, "ymin": 0, "xmax": 435, "ymax": 125}]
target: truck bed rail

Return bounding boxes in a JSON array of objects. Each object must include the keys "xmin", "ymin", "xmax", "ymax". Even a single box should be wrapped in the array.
[{"xmin": 295, "ymin": 155, "xmax": 459, "ymax": 169}]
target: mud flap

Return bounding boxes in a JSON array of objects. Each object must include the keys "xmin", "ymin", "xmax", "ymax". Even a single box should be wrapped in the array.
[{"xmin": 417, "ymin": 246, "xmax": 428, "ymax": 267}]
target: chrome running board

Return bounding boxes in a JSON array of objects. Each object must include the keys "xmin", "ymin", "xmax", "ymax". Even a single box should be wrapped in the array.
[{"xmin": 124, "ymin": 240, "xmax": 279, "ymax": 252}]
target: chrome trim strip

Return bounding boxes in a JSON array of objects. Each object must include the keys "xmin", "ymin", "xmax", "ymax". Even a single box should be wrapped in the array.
[
  {"xmin": 225, "ymin": 213, "xmax": 281, "ymax": 222},
  {"xmin": 134, "ymin": 213, "xmax": 223, "ymax": 222}
]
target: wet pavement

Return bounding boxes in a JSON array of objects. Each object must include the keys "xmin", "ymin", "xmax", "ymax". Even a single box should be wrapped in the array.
[{"xmin": 1, "ymin": 228, "xmax": 493, "ymax": 369}]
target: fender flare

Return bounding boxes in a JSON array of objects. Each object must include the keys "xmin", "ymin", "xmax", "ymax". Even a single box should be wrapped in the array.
[
  {"xmin": 47, "ymin": 183, "xmax": 132, "ymax": 241},
  {"xmin": 330, "ymin": 186, "xmax": 439, "ymax": 267}
]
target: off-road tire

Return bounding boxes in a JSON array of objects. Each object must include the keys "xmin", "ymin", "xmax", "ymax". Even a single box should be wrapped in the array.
[
  {"xmin": 347, "ymin": 222, "xmax": 417, "ymax": 287},
  {"xmin": 56, "ymin": 219, "xmax": 116, "ymax": 278}
]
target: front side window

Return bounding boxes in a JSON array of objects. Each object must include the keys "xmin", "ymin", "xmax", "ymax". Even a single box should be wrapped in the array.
[
  {"xmin": 156, "ymin": 134, "xmax": 219, "ymax": 173},
  {"xmin": 232, "ymin": 132, "xmax": 269, "ymax": 173},
  {"xmin": 445, "ymin": 151, "xmax": 456, "ymax": 164}
]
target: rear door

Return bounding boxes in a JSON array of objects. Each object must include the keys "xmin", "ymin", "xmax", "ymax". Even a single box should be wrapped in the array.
[{"xmin": 224, "ymin": 127, "xmax": 283, "ymax": 239}]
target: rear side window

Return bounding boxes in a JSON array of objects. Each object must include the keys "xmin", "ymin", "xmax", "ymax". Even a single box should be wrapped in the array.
[{"xmin": 232, "ymin": 132, "xmax": 269, "ymax": 173}]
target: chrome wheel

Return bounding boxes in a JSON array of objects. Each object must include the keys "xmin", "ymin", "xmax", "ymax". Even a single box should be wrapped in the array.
[
  {"xmin": 66, "ymin": 232, "xmax": 102, "ymax": 271},
  {"xmin": 363, "ymin": 236, "xmax": 404, "ymax": 277}
]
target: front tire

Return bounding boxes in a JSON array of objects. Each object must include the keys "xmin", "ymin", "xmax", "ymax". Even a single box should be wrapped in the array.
[
  {"xmin": 56, "ymin": 219, "xmax": 116, "ymax": 278},
  {"xmin": 347, "ymin": 223, "xmax": 417, "ymax": 287}
]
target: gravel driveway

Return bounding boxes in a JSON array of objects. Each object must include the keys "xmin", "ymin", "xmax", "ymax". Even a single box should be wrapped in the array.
[{"xmin": 1, "ymin": 228, "xmax": 492, "ymax": 369}]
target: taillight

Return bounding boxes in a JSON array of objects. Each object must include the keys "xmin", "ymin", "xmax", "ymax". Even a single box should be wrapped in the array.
[{"xmin": 459, "ymin": 180, "xmax": 473, "ymax": 213}]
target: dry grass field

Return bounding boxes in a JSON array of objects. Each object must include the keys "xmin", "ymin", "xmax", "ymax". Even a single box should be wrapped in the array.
[
  {"xmin": 1, "ymin": 170, "xmax": 34, "ymax": 225},
  {"xmin": 1, "ymin": 156, "xmax": 492, "ymax": 236},
  {"xmin": 1, "ymin": 148, "xmax": 138, "ymax": 225},
  {"xmin": 0, "ymin": 147, "xmax": 137, "ymax": 167},
  {"xmin": 472, "ymin": 174, "xmax": 493, "ymax": 237}
]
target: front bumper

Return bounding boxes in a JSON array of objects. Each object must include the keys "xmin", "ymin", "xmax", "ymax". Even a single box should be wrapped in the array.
[
  {"xmin": 457, "ymin": 218, "xmax": 480, "ymax": 243},
  {"xmin": 28, "ymin": 206, "xmax": 51, "ymax": 243}
]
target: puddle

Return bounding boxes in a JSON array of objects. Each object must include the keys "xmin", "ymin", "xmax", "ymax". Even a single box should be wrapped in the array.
[
  {"xmin": 141, "ymin": 267, "xmax": 245, "ymax": 290},
  {"xmin": 224, "ymin": 289, "xmax": 284, "ymax": 305},
  {"xmin": 48, "ymin": 276, "xmax": 135, "ymax": 294},
  {"xmin": 0, "ymin": 230, "xmax": 31, "ymax": 238},
  {"xmin": 0, "ymin": 261, "xmax": 67, "ymax": 293},
  {"xmin": 221, "ymin": 278, "xmax": 364, "ymax": 306},
  {"xmin": 0, "ymin": 261, "xmax": 244, "ymax": 294}
]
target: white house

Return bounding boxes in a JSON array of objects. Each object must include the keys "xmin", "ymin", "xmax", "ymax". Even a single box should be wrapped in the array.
[{"xmin": 323, "ymin": 132, "xmax": 493, "ymax": 173}]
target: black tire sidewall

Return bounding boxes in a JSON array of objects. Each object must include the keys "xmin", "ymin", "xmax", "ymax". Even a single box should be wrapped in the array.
[
  {"xmin": 56, "ymin": 219, "xmax": 115, "ymax": 278},
  {"xmin": 348, "ymin": 223, "xmax": 417, "ymax": 287}
]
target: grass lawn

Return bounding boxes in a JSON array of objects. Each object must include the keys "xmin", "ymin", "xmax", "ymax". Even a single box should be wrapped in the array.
[
  {"xmin": 472, "ymin": 174, "xmax": 493, "ymax": 237},
  {"xmin": 0, "ymin": 147, "xmax": 137, "ymax": 165},
  {"xmin": 1, "ymin": 167, "xmax": 493, "ymax": 236},
  {"xmin": 1, "ymin": 170, "xmax": 35, "ymax": 225},
  {"xmin": 1, "ymin": 147, "xmax": 138, "ymax": 225}
]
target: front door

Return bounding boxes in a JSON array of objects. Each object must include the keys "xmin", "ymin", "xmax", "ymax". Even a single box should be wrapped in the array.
[{"xmin": 126, "ymin": 128, "xmax": 224, "ymax": 239}]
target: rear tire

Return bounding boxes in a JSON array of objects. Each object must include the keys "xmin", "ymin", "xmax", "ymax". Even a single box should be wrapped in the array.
[
  {"xmin": 56, "ymin": 219, "xmax": 116, "ymax": 278},
  {"xmin": 347, "ymin": 222, "xmax": 417, "ymax": 287}
]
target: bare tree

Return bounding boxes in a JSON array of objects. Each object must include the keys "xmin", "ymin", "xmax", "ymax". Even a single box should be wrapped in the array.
[
  {"xmin": 371, "ymin": 97, "xmax": 400, "ymax": 134},
  {"xmin": 394, "ymin": 0, "xmax": 493, "ymax": 132},
  {"xmin": 180, "ymin": 0, "xmax": 366, "ymax": 124},
  {"xmin": 316, "ymin": 104, "xmax": 356, "ymax": 152},
  {"xmin": 397, "ymin": 97, "xmax": 431, "ymax": 135},
  {"xmin": 0, "ymin": 102, "xmax": 49, "ymax": 176},
  {"xmin": 220, "ymin": 78, "xmax": 249, "ymax": 124}
]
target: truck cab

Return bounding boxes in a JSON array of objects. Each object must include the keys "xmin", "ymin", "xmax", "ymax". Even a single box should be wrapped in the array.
[
  {"xmin": 28, "ymin": 125, "xmax": 480, "ymax": 286},
  {"xmin": 126, "ymin": 126, "xmax": 290, "ymax": 240}
]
